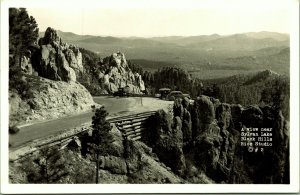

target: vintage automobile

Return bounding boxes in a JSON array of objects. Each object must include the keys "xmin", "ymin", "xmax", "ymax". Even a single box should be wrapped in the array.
[
  {"xmin": 158, "ymin": 88, "xmax": 171, "ymax": 99},
  {"xmin": 167, "ymin": 91, "xmax": 185, "ymax": 101},
  {"xmin": 113, "ymin": 86, "xmax": 130, "ymax": 97}
]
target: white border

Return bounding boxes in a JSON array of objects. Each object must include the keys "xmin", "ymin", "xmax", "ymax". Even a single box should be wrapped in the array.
[{"xmin": 1, "ymin": 0, "xmax": 299, "ymax": 193}]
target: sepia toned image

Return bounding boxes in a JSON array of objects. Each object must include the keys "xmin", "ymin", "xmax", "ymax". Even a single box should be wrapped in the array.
[{"xmin": 2, "ymin": 0, "xmax": 299, "ymax": 192}]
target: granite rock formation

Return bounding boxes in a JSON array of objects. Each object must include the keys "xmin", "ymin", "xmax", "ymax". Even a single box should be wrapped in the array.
[
  {"xmin": 100, "ymin": 52, "xmax": 145, "ymax": 94},
  {"xmin": 145, "ymin": 95, "xmax": 289, "ymax": 184},
  {"xmin": 31, "ymin": 27, "xmax": 83, "ymax": 82}
]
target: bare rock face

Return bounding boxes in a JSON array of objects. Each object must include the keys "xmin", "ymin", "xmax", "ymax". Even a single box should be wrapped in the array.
[
  {"xmin": 33, "ymin": 27, "xmax": 84, "ymax": 82},
  {"xmin": 21, "ymin": 77, "xmax": 95, "ymax": 123},
  {"xmin": 190, "ymin": 96, "xmax": 239, "ymax": 182},
  {"xmin": 110, "ymin": 52, "xmax": 128, "ymax": 68},
  {"xmin": 144, "ymin": 110, "xmax": 186, "ymax": 175},
  {"xmin": 33, "ymin": 28, "xmax": 145, "ymax": 94},
  {"xmin": 191, "ymin": 95, "xmax": 215, "ymax": 139},
  {"xmin": 173, "ymin": 98, "xmax": 192, "ymax": 144},
  {"xmin": 101, "ymin": 52, "xmax": 146, "ymax": 94},
  {"xmin": 64, "ymin": 46, "xmax": 83, "ymax": 73}
]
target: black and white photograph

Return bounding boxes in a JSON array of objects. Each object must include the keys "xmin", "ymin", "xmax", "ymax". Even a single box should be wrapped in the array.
[{"xmin": 1, "ymin": 0, "xmax": 299, "ymax": 193}]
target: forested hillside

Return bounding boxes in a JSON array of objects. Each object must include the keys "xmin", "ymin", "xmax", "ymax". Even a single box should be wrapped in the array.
[{"xmin": 9, "ymin": 8, "xmax": 290, "ymax": 185}]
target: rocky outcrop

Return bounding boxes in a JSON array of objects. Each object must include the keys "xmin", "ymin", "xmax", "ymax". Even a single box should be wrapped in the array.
[
  {"xmin": 29, "ymin": 27, "xmax": 146, "ymax": 94},
  {"xmin": 75, "ymin": 124, "xmax": 183, "ymax": 183},
  {"xmin": 144, "ymin": 110, "xmax": 186, "ymax": 175},
  {"xmin": 241, "ymin": 106, "xmax": 289, "ymax": 184},
  {"xmin": 190, "ymin": 96, "xmax": 289, "ymax": 183},
  {"xmin": 32, "ymin": 27, "xmax": 84, "ymax": 82},
  {"xmin": 99, "ymin": 52, "xmax": 145, "ymax": 94},
  {"xmin": 173, "ymin": 98, "xmax": 192, "ymax": 144},
  {"xmin": 191, "ymin": 95, "xmax": 215, "ymax": 139},
  {"xmin": 9, "ymin": 77, "xmax": 95, "ymax": 124},
  {"xmin": 144, "ymin": 95, "xmax": 289, "ymax": 184}
]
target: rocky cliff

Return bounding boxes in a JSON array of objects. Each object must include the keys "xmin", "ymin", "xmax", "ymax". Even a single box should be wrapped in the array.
[
  {"xmin": 144, "ymin": 95, "xmax": 289, "ymax": 184},
  {"xmin": 27, "ymin": 27, "xmax": 145, "ymax": 94},
  {"xmin": 9, "ymin": 76, "xmax": 95, "ymax": 125},
  {"xmin": 11, "ymin": 27, "xmax": 147, "ymax": 124}
]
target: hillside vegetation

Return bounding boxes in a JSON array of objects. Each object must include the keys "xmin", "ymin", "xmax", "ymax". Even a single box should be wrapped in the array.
[{"xmin": 10, "ymin": 8, "xmax": 290, "ymax": 185}]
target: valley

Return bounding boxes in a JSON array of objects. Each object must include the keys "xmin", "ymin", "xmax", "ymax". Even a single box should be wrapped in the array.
[
  {"xmin": 7, "ymin": 8, "xmax": 291, "ymax": 186},
  {"xmin": 43, "ymin": 30, "xmax": 290, "ymax": 79}
]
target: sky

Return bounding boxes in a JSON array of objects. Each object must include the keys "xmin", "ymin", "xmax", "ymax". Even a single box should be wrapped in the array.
[{"xmin": 25, "ymin": 0, "xmax": 291, "ymax": 37}]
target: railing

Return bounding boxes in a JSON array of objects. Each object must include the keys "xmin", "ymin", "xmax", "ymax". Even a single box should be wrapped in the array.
[
  {"xmin": 10, "ymin": 111, "xmax": 156, "ymax": 161},
  {"xmin": 111, "ymin": 111, "xmax": 156, "ymax": 141}
]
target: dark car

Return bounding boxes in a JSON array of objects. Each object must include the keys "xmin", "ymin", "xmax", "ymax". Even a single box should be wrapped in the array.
[
  {"xmin": 167, "ymin": 91, "xmax": 192, "ymax": 101},
  {"xmin": 113, "ymin": 86, "xmax": 130, "ymax": 97},
  {"xmin": 167, "ymin": 91, "xmax": 185, "ymax": 101},
  {"xmin": 159, "ymin": 88, "xmax": 171, "ymax": 99}
]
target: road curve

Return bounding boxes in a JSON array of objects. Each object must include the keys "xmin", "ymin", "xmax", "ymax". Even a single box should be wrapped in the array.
[{"xmin": 9, "ymin": 96, "xmax": 137, "ymax": 149}]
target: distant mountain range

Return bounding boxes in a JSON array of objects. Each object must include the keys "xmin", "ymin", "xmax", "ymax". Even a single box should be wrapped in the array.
[
  {"xmin": 39, "ymin": 31, "xmax": 289, "ymax": 52},
  {"xmin": 39, "ymin": 30, "xmax": 289, "ymax": 79}
]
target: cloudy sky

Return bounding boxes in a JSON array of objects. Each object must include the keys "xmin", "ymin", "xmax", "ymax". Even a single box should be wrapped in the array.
[{"xmin": 26, "ymin": 0, "xmax": 292, "ymax": 37}]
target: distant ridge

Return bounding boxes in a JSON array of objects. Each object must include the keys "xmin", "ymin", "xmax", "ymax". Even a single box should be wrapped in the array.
[{"xmin": 39, "ymin": 30, "xmax": 289, "ymax": 78}]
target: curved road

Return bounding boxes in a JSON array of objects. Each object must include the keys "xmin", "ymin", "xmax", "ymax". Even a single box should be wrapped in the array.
[{"xmin": 9, "ymin": 96, "xmax": 139, "ymax": 149}]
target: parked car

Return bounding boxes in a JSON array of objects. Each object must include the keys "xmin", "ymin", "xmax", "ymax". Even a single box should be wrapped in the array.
[
  {"xmin": 113, "ymin": 86, "xmax": 130, "ymax": 97},
  {"xmin": 159, "ymin": 88, "xmax": 171, "ymax": 99},
  {"xmin": 167, "ymin": 91, "xmax": 185, "ymax": 101}
]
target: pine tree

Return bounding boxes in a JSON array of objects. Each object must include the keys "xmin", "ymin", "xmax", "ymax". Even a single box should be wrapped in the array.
[
  {"xmin": 91, "ymin": 107, "xmax": 113, "ymax": 183},
  {"xmin": 9, "ymin": 8, "xmax": 38, "ymax": 98},
  {"xmin": 9, "ymin": 8, "xmax": 39, "ymax": 67}
]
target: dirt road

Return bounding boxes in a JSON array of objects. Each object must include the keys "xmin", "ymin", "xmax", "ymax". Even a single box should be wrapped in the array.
[{"xmin": 9, "ymin": 96, "xmax": 172, "ymax": 149}]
